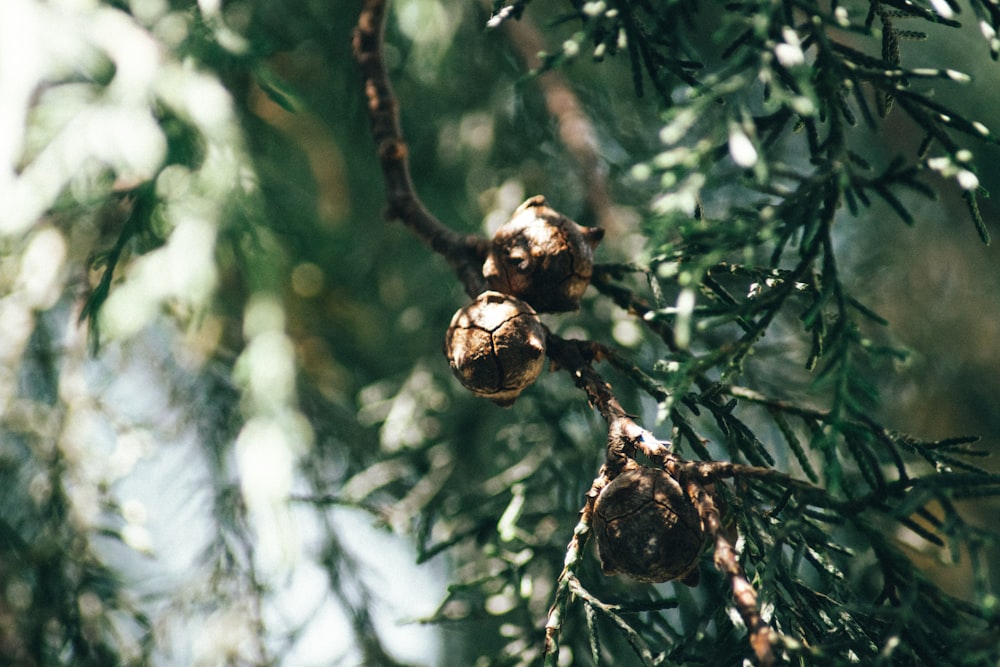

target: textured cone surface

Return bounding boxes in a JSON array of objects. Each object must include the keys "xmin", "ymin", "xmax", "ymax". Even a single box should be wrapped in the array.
[
  {"xmin": 446, "ymin": 326, "xmax": 501, "ymax": 394},
  {"xmin": 444, "ymin": 291, "xmax": 546, "ymax": 405},
  {"xmin": 483, "ymin": 195, "xmax": 602, "ymax": 312},
  {"xmin": 593, "ymin": 466, "xmax": 707, "ymax": 583}
]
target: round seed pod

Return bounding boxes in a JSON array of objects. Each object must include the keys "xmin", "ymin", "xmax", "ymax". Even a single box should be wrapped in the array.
[
  {"xmin": 444, "ymin": 291, "xmax": 547, "ymax": 406},
  {"xmin": 592, "ymin": 465, "xmax": 707, "ymax": 584},
  {"xmin": 483, "ymin": 195, "xmax": 604, "ymax": 313}
]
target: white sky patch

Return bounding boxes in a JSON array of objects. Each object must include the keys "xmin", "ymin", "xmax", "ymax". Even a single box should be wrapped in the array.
[
  {"xmin": 775, "ymin": 28, "xmax": 805, "ymax": 67},
  {"xmin": 928, "ymin": 0, "xmax": 954, "ymax": 19},
  {"xmin": 674, "ymin": 288, "xmax": 696, "ymax": 349},
  {"xmin": 612, "ymin": 318, "xmax": 643, "ymax": 348},
  {"xmin": 729, "ymin": 128, "xmax": 758, "ymax": 168},
  {"xmin": 957, "ymin": 169, "xmax": 979, "ymax": 191},
  {"xmin": 18, "ymin": 227, "xmax": 67, "ymax": 309}
]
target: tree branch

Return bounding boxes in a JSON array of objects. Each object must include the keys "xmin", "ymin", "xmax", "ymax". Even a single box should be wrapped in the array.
[
  {"xmin": 353, "ymin": 0, "xmax": 488, "ymax": 297},
  {"xmin": 542, "ymin": 488, "xmax": 598, "ymax": 665},
  {"xmin": 696, "ymin": 486, "xmax": 775, "ymax": 667}
]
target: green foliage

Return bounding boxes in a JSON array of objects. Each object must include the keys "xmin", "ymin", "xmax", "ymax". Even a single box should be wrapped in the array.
[{"xmin": 1, "ymin": 0, "xmax": 999, "ymax": 666}]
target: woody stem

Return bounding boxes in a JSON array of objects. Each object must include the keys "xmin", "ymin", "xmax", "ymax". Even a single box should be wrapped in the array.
[{"xmin": 353, "ymin": 0, "xmax": 488, "ymax": 298}]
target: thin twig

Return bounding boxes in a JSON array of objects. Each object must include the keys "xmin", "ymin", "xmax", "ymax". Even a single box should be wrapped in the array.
[
  {"xmin": 695, "ymin": 484, "xmax": 775, "ymax": 666},
  {"xmin": 543, "ymin": 487, "xmax": 599, "ymax": 665},
  {"xmin": 545, "ymin": 333, "xmax": 673, "ymax": 467},
  {"xmin": 353, "ymin": 0, "xmax": 488, "ymax": 297}
]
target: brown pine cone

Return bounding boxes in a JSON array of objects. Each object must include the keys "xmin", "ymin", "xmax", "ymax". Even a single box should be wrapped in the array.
[
  {"xmin": 483, "ymin": 195, "xmax": 603, "ymax": 312},
  {"xmin": 592, "ymin": 464, "xmax": 707, "ymax": 583},
  {"xmin": 444, "ymin": 291, "xmax": 547, "ymax": 406}
]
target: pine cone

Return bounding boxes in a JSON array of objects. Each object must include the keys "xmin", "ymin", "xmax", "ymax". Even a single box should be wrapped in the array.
[
  {"xmin": 483, "ymin": 195, "xmax": 604, "ymax": 312},
  {"xmin": 444, "ymin": 291, "xmax": 547, "ymax": 406},
  {"xmin": 592, "ymin": 464, "xmax": 707, "ymax": 583}
]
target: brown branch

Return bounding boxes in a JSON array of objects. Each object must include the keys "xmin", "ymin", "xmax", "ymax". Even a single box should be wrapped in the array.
[
  {"xmin": 353, "ymin": 0, "xmax": 488, "ymax": 297},
  {"xmin": 541, "ymin": 333, "xmax": 669, "ymax": 663},
  {"xmin": 544, "ymin": 333, "xmax": 676, "ymax": 466},
  {"xmin": 695, "ymin": 485, "xmax": 776, "ymax": 667},
  {"xmin": 544, "ymin": 334, "xmax": 629, "ymax": 423}
]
